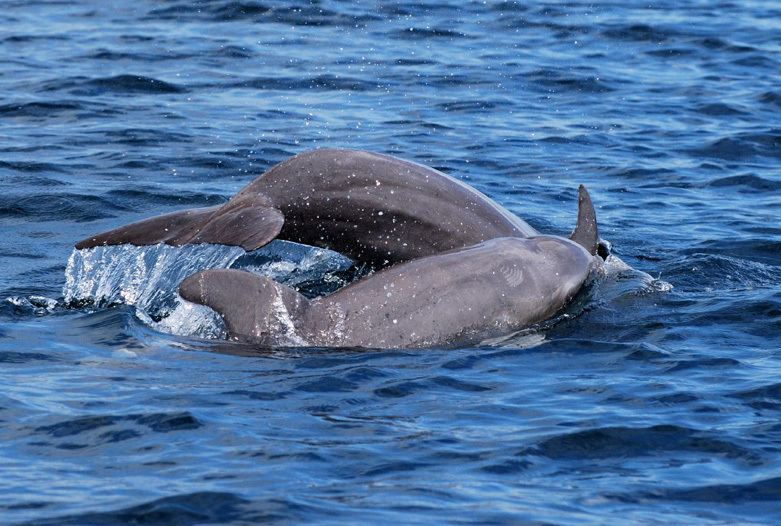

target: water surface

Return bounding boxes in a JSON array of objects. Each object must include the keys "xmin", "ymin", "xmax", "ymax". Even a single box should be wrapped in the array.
[{"xmin": 1, "ymin": 1, "xmax": 780, "ymax": 524}]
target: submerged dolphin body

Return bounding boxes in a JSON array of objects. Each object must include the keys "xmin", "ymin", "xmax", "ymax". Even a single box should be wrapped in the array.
[
  {"xmin": 76, "ymin": 149, "xmax": 602, "ymax": 349},
  {"xmin": 76, "ymin": 149, "xmax": 540, "ymax": 268}
]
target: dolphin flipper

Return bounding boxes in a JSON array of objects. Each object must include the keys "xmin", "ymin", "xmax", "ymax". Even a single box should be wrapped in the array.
[
  {"xmin": 569, "ymin": 185, "xmax": 599, "ymax": 256},
  {"xmin": 186, "ymin": 205, "xmax": 284, "ymax": 251},
  {"xmin": 179, "ymin": 268, "xmax": 311, "ymax": 344},
  {"xmin": 75, "ymin": 200, "xmax": 284, "ymax": 251}
]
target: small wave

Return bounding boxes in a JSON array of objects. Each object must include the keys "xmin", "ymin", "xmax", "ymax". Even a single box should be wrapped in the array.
[
  {"xmin": 665, "ymin": 357, "xmax": 743, "ymax": 373},
  {"xmin": 101, "ymin": 127, "xmax": 192, "ymax": 146},
  {"xmin": 213, "ymin": 44, "xmax": 254, "ymax": 59},
  {"xmin": 689, "ymin": 133, "xmax": 781, "ymax": 161},
  {"xmin": 665, "ymin": 252, "xmax": 781, "ymax": 292},
  {"xmin": 523, "ymin": 69, "xmax": 617, "ymax": 94},
  {"xmin": 3, "ymin": 34, "xmax": 68, "ymax": 43},
  {"xmin": 373, "ymin": 375, "xmax": 492, "ymax": 398},
  {"xmin": 0, "ymin": 350, "xmax": 60, "ymax": 364},
  {"xmin": 31, "ymin": 412, "xmax": 203, "ymax": 453},
  {"xmin": 601, "ymin": 24, "xmax": 675, "ymax": 42},
  {"xmin": 86, "ymin": 75, "xmax": 186, "ymax": 94},
  {"xmin": 757, "ymin": 91, "xmax": 781, "ymax": 108},
  {"xmin": 0, "ymin": 193, "xmax": 121, "ymax": 222},
  {"xmin": 390, "ymin": 27, "xmax": 472, "ymax": 40},
  {"xmin": 679, "ymin": 240, "xmax": 781, "ymax": 268},
  {"xmin": 0, "ymin": 160, "xmax": 66, "ymax": 174},
  {"xmin": 533, "ymin": 425, "xmax": 762, "ymax": 464},
  {"xmin": 82, "ymin": 49, "xmax": 192, "ymax": 62},
  {"xmin": 105, "ymin": 188, "xmax": 225, "ymax": 208},
  {"xmin": 23, "ymin": 491, "xmax": 247, "ymax": 526},
  {"xmin": 147, "ymin": 2, "xmax": 376, "ymax": 26},
  {"xmin": 296, "ymin": 377, "xmax": 360, "ymax": 393},
  {"xmin": 44, "ymin": 75, "xmax": 187, "ymax": 96},
  {"xmin": 707, "ymin": 174, "xmax": 781, "ymax": 192},
  {"xmin": 731, "ymin": 383, "xmax": 781, "ymax": 410},
  {"xmin": 231, "ymin": 74, "xmax": 381, "ymax": 92},
  {"xmin": 0, "ymin": 101, "xmax": 83, "ymax": 120},
  {"xmin": 732, "ymin": 55, "xmax": 779, "ymax": 69},
  {"xmin": 695, "ymin": 102, "xmax": 747, "ymax": 116},
  {"xmin": 615, "ymin": 477, "xmax": 781, "ymax": 504},
  {"xmin": 437, "ymin": 100, "xmax": 499, "ymax": 113},
  {"xmin": 697, "ymin": 37, "xmax": 755, "ymax": 53},
  {"xmin": 645, "ymin": 47, "xmax": 696, "ymax": 58}
]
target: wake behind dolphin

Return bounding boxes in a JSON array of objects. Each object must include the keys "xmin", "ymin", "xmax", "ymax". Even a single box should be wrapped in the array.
[{"xmin": 75, "ymin": 149, "xmax": 604, "ymax": 349}]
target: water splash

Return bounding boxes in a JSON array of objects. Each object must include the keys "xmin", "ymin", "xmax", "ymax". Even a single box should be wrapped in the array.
[
  {"xmin": 5, "ymin": 295, "xmax": 58, "ymax": 316},
  {"xmin": 64, "ymin": 243, "xmax": 246, "ymax": 312},
  {"xmin": 62, "ymin": 241, "xmax": 357, "ymax": 339},
  {"xmin": 136, "ymin": 300, "xmax": 228, "ymax": 340},
  {"xmin": 230, "ymin": 241, "xmax": 359, "ymax": 297},
  {"xmin": 602, "ymin": 254, "xmax": 673, "ymax": 296}
]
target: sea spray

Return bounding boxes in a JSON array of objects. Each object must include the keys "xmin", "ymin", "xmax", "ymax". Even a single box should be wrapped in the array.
[{"xmin": 63, "ymin": 241, "xmax": 358, "ymax": 339}]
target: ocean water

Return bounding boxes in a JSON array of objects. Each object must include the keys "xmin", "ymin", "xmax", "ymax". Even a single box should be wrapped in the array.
[{"xmin": 2, "ymin": 0, "xmax": 780, "ymax": 524}]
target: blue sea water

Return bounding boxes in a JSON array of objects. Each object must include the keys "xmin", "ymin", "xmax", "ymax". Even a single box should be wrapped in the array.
[{"xmin": 2, "ymin": 0, "xmax": 780, "ymax": 523}]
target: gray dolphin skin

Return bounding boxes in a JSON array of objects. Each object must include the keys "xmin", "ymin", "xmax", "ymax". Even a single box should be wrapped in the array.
[
  {"xmin": 179, "ymin": 234, "xmax": 600, "ymax": 349},
  {"xmin": 76, "ymin": 149, "xmax": 538, "ymax": 267},
  {"xmin": 75, "ymin": 148, "xmax": 603, "ymax": 349}
]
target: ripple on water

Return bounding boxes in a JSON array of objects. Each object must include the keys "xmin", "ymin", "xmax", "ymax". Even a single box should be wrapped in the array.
[
  {"xmin": 731, "ymin": 383, "xmax": 781, "ymax": 410},
  {"xmin": 689, "ymin": 133, "xmax": 781, "ymax": 161},
  {"xmin": 0, "ymin": 193, "xmax": 122, "ymax": 222},
  {"xmin": 32, "ymin": 412, "xmax": 202, "ymax": 445},
  {"xmin": 605, "ymin": 476, "xmax": 781, "ymax": 505},
  {"xmin": 40, "ymin": 75, "xmax": 186, "ymax": 96},
  {"xmin": 230, "ymin": 74, "xmax": 383, "ymax": 92},
  {"xmin": 531, "ymin": 425, "xmax": 763, "ymax": 465},
  {"xmin": 22, "ymin": 492, "xmax": 250, "ymax": 526},
  {"xmin": 1, "ymin": 0, "xmax": 780, "ymax": 524}
]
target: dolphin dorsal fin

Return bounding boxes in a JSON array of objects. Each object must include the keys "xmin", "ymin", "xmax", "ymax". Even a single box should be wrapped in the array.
[{"xmin": 569, "ymin": 185, "xmax": 599, "ymax": 256}]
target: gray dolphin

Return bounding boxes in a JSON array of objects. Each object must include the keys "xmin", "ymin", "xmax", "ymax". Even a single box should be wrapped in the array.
[
  {"xmin": 76, "ymin": 148, "xmax": 602, "ymax": 348},
  {"xmin": 76, "ymin": 149, "xmax": 541, "ymax": 267},
  {"xmin": 178, "ymin": 186, "xmax": 601, "ymax": 349}
]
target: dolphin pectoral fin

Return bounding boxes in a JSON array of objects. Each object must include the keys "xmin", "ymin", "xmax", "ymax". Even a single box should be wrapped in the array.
[
  {"xmin": 179, "ymin": 269, "xmax": 310, "ymax": 344},
  {"xmin": 75, "ymin": 205, "xmax": 223, "ymax": 249},
  {"xmin": 75, "ymin": 202, "xmax": 285, "ymax": 252},
  {"xmin": 188, "ymin": 205, "xmax": 284, "ymax": 251},
  {"xmin": 569, "ymin": 185, "xmax": 599, "ymax": 256}
]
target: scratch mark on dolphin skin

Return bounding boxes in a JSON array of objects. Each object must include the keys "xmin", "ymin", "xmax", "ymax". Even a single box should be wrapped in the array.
[{"xmin": 500, "ymin": 264, "xmax": 524, "ymax": 287}]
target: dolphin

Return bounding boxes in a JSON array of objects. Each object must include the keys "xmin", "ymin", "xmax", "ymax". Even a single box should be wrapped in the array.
[
  {"xmin": 178, "ymin": 186, "xmax": 601, "ymax": 349},
  {"xmin": 76, "ymin": 149, "xmax": 543, "ymax": 268},
  {"xmin": 75, "ymin": 148, "xmax": 603, "ymax": 348}
]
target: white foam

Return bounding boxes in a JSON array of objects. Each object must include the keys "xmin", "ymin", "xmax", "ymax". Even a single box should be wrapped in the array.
[{"xmin": 602, "ymin": 253, "xmax": 673, "ymax": 295}]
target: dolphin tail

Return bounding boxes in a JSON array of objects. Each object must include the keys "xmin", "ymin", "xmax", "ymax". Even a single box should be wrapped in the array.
[
  {"xmin": 569, "ymin": 185, "xmax": 599, "ymax": 256},
  {"xmin": 75, "ymin": 198, "xmax": 284, "ymax": 251},
  {"xmin": 179, "ymin": 269, "xmax": 311, "ymax": 345}
]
